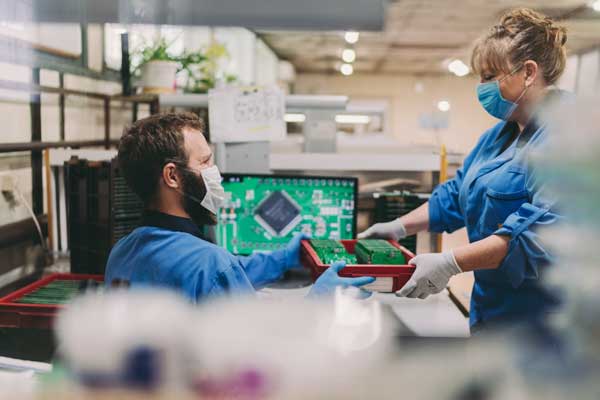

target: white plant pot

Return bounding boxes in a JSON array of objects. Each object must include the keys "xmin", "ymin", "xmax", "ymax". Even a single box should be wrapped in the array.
[{"xmin": 140, "ymin": 60, "xmax": 179, "ymax": 93}]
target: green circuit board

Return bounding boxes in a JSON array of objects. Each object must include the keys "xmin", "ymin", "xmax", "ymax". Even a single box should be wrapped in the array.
[
  {"xmin": 355, "ymin": 239, "xmax": 406, "ymax": 265},
  {"xmin": 217, "ymin": 175, "xmax": 357, "ymax": 255},
  {"xmin": 310, "ymin": 239, "xmax": 358, "ymax": 264}
]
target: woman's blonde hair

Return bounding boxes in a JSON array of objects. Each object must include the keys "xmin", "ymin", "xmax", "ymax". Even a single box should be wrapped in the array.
[{"xmin": 471, "ymin": 8, "xmax": 567, "ymax": 84}]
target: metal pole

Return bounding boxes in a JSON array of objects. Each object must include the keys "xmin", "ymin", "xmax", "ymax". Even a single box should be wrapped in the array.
[
  {"xmin": 104, "ymin": 97, "xmax": 111, "ymax": 149},
  {"xmin": 59, "ymin": 73, "xmax": 65, "ymax": 141},
  {"xmin": 0, "ymin": 140, "xmax": 117, "ymax": 153},
  {"xmin": 30, "ymin": 68, "xmax": 44, "ymax": 216}
]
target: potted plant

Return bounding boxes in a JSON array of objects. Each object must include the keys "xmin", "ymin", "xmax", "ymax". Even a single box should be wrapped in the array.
[
  {"xmin": 133, "ymin": 38, "xmax": 181, "ymax": 94},
  {"xmin": 132, "ymin": 38, "xmax": 237, "ymax": 94}
]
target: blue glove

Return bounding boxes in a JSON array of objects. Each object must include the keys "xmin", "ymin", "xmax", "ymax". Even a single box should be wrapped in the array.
[
  {"xmin": 283, "ymin": 232, "xmax": 310, "ymax": 269},
  {"xmin": 308, "ymin": 261, "xmax": 376, "ymax": 299}
]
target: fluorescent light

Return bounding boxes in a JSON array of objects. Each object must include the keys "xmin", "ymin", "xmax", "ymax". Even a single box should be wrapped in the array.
[
  {"xmin": 342, "ymin": 48, "xmax": 356, "ymax": 63},
  {"xmin": 414, "ymin": 81, "xmax": 424, "ymax": 93},
  {"xmin": 448, "ymin": 59, "xmax": 470, "ymax": 77},
  {"xmin": 437, "ymin": 101, "xmax": 451, "ymax": 112},
  {"xmin": 344, "ymin": 31, "xmax": 360, "ymax": 44},
  {"xmin": 284, "ymin": 113, "xmax": 306, "ymax": 123},
  {"xmin": 335, "ymin": 114, "xmax": 371, "ymax": 124},
  {"xmin": 592, "ymin": 0, "xmax": 600, "ymax": 11},
  {"xmin": 340, "ymin": 63, "xmax": 354, "ymax": 76}
]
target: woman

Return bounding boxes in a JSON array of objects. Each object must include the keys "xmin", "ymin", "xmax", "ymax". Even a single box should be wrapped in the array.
[{"xmin": 359, "ymin": 8, "xmax": 567, "ymax": 330}]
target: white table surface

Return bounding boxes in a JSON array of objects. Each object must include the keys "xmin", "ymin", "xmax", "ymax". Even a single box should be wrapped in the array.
[{"xmin": 259, "ymin": 286, "xmax": 470, "ymax": 338}]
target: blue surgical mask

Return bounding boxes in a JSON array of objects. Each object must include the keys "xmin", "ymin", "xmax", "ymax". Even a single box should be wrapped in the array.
[{"xmin": 477, "ymin": 69, "xmax": 529, "ymax": 120}]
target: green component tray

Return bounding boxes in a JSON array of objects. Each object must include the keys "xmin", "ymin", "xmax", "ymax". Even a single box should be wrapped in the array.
[
  {"xmin": 355, "ymin": 239, "xmax": 406, "ymax": 265},
  {"xmin": 14, "ymin": 280, "xmax": 94, "ymax": 305}
]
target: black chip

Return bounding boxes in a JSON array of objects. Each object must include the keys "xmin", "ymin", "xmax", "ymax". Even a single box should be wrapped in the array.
[{"xmin": 255, "ymin": 191, "xmax": 301, "ymax": 235}]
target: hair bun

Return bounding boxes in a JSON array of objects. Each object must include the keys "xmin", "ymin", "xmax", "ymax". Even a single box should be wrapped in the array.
[
  {"xmin": 549, "ymin": 25, "xmax": 568, "ymax": 47},
  {"xmin": 500, "ymin": 8, "xmax": 567, "ymax": 48}
]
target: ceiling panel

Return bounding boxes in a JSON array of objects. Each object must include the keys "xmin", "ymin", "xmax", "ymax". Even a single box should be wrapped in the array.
[{"xmin": 259, "ymin": 0, "xmax": 600, "ymax": 75}]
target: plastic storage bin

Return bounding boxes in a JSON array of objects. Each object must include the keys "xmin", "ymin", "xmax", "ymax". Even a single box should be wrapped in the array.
[
  {"xmin": 0, "ymin": 273, "xmax": 103, "ymax": 329},
  {"xmin": 301, "ymin": 239, "xmax": 416, "ymax": 293}
]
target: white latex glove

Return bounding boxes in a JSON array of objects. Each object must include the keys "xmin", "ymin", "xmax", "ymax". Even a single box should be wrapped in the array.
[
  {"xmin": 396, "ymin": 251, "xmax": 461, "ymax": 299},
  {"xmin": 357, "ymin": 219, "xmax": 407, "ymax": 240}
]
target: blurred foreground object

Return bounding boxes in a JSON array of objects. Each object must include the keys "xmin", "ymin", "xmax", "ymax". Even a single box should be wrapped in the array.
[{"xmin": 52, "ymin": 287, "xmax": 398, "ymax": 398}]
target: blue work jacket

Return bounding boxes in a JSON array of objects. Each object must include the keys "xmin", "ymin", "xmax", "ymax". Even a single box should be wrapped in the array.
[
  {"xmin": 105, "ymin": 211, "xmax": 291, "ymax": 302},
  {"xmin": 429, "ymin": 115, "xmax": 562, "ymax": 327}
]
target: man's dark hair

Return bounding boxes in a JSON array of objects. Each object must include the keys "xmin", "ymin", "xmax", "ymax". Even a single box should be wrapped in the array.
[{"xmin": 118, "ymin": 112, "xmax": 204, "ymax": 204}]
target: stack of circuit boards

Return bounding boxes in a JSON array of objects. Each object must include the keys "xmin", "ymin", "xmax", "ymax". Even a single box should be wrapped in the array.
[
  {"xmin": 310, "ymin": 239, "xmax": 358, "ymax": 264},
  {"xmin": 13, "ymin": 279, "xmax": 97, "ymax": 305},
  {"xmin": 354, "ymin": 239, "xmax": 406, "ymax": 265},
  {"xmin": 310, "ymin": 239, "xmax": 406, "ymax": 265}
]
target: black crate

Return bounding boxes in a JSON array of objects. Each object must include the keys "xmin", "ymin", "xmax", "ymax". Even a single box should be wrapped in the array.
[
  {"xmin": 65, "ymin": 157, "xmax": 143, "ymax": 274},
  {"xmin": 373, "ymin": 192, "xmax": 429, "ymax": 253}
]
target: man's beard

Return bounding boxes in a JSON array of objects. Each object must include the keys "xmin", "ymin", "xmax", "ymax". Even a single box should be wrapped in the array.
[{"xmin": 180, "ymin": 168, "xmax": 217, "ymax": 227}]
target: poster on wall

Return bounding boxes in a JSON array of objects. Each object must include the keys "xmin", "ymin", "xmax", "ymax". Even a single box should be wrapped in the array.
[{"xmin": 208, "ymin": 85, "xmax": 286, "ymax": 143}]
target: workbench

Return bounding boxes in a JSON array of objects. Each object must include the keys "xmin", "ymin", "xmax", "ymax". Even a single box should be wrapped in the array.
[{"xmin": 260, "ymin": 283, "xmax": 470, "ymax": 338}]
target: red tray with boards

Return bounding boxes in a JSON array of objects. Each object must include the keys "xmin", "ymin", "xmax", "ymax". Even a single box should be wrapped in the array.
[
  {"xmin": 301, "ymin": 239, "xmax": 416, "ymax": 293},
  {"xmin": 0, "ymin": 273, "xmax": 103, "ymax": 329}
]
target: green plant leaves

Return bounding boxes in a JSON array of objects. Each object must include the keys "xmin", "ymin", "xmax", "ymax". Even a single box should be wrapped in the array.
[{"xmin": 131, "ymin": 36, "xmax": 237, "ymax": 93}]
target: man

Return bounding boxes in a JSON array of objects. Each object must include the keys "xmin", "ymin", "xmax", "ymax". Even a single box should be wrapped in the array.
[{"xmin": 106, "ymin": 112, "xmax": 374, "ymax": 301}]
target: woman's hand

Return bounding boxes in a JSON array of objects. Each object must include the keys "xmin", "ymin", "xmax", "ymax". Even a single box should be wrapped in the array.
[
  {"xmin": 358, "ymin": 202, "xmax": 431, "ymax": 239},
  {"xmin": 357, "ymin": 219, "xmax": 407, "ymax": 240},
  {"xmin": 396, "ymin": 251, "xmax": 461, "ymax": 299}
]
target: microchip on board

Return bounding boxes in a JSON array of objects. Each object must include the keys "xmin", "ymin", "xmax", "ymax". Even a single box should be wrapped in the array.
[{"xmin": 254, "ymin": 190, "xmax": 302, "ymax": 236}]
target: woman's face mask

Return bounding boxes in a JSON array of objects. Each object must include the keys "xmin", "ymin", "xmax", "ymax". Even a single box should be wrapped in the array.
[{"xmin": 477, "ymin": 66, "xmax": 530, "ymax": 120}]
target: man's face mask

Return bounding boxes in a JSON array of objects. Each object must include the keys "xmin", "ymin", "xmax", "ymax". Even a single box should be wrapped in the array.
[{"xmin": 177, "ymin": 165, "xmax": 225, "ymax": 226}]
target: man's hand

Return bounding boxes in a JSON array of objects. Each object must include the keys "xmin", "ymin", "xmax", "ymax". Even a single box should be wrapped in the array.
[
  {"xmin": 309, "ymin": 261, "xmax": 376, "ymax": 299},
  {"xmin": 283, "ymin": 233, "xmax": 310, "ymax": 269}
]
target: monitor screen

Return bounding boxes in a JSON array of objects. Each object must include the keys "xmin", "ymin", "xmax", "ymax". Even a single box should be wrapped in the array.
[{"xmin": 217, "ymin": 174, "xmax": 358, "ymax": 255}]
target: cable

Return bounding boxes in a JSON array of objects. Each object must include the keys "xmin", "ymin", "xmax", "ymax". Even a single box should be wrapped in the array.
[{"xmin": 14, "ymin": 184, "xmax": 47, "ymax": 252}]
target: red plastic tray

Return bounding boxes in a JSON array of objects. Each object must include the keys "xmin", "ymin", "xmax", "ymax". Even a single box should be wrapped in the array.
[
  {"xmin": 0, "ymin": 273, "xmax": 103, "ymax": 329},
  {"xmin": 301, "ymin": 239, "xmax": 416, "ymax": 293}
]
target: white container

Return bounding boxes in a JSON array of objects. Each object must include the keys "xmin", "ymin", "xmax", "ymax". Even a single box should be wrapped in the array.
[{"xmin": 140, "ymin": 60, "xmax": 179, "ymax": 94}]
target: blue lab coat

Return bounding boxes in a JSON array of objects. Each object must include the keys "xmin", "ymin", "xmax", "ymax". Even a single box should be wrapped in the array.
[
  {"xmin": 105, "ymin": 211, "xmax": 291, "ymax": 302},
  {"xmin": 429, "ymin": 107, "xmax": 563, "ymax": 327}
]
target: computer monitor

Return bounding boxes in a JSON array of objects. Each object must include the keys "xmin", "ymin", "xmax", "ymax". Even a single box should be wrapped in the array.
[{"xmin": 217, "ymin": 173, "xmax": 358, "ymax": 255}]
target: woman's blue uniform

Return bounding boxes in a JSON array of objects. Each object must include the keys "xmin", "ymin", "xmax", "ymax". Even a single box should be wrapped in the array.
[{"xmin": 429, "ymin": 115, "xmax": 561, "ymax": 327}]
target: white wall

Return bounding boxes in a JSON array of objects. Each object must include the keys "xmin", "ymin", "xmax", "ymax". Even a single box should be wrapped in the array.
[
  {"xmin": 294, "ymin": 73, "xmax": 497, "ymax": 155},
  {"xmin": 255, "ymin": 38, "xmax": 279, "ymax": 86},
  {"xmin": 0, "ymin": 23, "xmax": 135, "ymax": 227}
]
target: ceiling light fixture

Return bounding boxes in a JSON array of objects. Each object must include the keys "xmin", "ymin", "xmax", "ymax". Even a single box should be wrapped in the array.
[
  {"xmin": 344, "ymin": 31, "xmax": 360, "ymax": 44},
  {"xmin": 437, "ymin": 101, "xmax": 451, "ymax": 112},
  {"xmin": 335, "ymin": 114, "xmax": 371, "ymax": 124},
  {"xmin": 284, "ymin": 113, "xmax": 306, "ymax": 123},
  {"xmin": 342, "ymin": 48, "xmax": 356, "ymax": 63},
  {"xmin": 340, "ymin": 63, "xmax": 354, "ymax": 76},
  {"xmin": 448, "ymin": 59, "xmax": 470, "ymax": 77}
]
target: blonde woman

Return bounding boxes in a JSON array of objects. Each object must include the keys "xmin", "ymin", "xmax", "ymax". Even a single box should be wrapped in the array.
[{"xmin": 360, "ymin": 8, "xmax": 568, "ymax": 331}]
